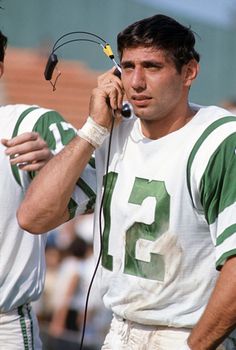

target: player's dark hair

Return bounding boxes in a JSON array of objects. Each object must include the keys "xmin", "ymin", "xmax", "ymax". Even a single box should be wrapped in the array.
[
  {"xmin": 117, "ymin": 14, "xmax": 200, "ymax": 73},
  {"xmin": 0, "ymin": 31, "xmax": 7, "ymax": 62}
]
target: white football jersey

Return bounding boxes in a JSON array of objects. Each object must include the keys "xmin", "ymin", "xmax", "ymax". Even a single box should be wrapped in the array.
[
  {"xmin": 0, "ymin": 104, "xmax": 77, "ymax": 312},
  {"xmin": 74, "ymin": 104, "xmax": 236, "ymax": 328}
]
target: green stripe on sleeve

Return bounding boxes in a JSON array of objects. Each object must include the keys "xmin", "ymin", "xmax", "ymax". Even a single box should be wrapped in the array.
[
  {"xmin": 68, "ymin": 179, "xmax": 96, "ymax": 218},
  {"xmin": 76, "ymin": 177, "xmax": 96, "ymax": 199},
  {"xmin": 187, "ymin": 116, "xmax": 236, "ymax": 205},
  {"xmin": 89, "ymin": 157, "xmax": 95, "ymax": 169},
  {"xmin": 85, "ymin": 196, "xmax": 96, "ymax": 212},
  {"xmin": 68, "ymin": 198, "xmax": 78, "ymax": 220},
  {"xmin": 76, "ymin": 177, "xmax": 96, "ymax": 212},
  {"xmin": 200, "ymin": 133, "xmax": 236, "ymax": 224},
  {"xmin": 12, "ymin": 107, "xmax": 39, "ymax": 138},
  {"xmin": 216, "ymin": 224, "xmax": 236, "ymax": 246},
  {"xmin": 216, "ymin": 249, "xmax": 236, "ymax": 270},
  {"xmin": 11, "ymin": 107, "xmax": 39, "ymax": 187}
]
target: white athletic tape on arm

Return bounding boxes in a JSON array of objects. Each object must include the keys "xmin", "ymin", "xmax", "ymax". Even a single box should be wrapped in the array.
[{"xmin": 77, "ymin": 116, "xmax": 109, "ymax": 149}]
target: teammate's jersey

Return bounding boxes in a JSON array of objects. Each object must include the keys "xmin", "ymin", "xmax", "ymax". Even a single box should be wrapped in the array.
[
  {"xmin": 0, "ymin": 104, "xmax": 77, "ymax": 312},
  {"xmin": 73, "ymin": 104, "xmax": 236, "ymax": 328}
]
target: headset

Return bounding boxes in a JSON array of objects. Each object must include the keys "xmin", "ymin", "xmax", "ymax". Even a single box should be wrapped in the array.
[{"xmin": 44, "ymin": 31, "xmax": 132, "ymax": 118}]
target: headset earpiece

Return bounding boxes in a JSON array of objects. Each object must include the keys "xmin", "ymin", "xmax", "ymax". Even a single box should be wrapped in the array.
[
  {"xmin": 121, "ymin": 102, "xmax": 132, "ymax": 118},
  {"xmin": 44, "ymin": 53, "xmax": 58, "ymax": 81}
]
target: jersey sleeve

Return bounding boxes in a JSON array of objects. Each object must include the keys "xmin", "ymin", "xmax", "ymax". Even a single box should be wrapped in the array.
[
  {"xmin": 11, "ymin": 107, "xmax": 77, "ymax": 187},
  {"xmin": 187, "ymin": 117, "xmax": 236, "ymax": 270},
  {"xmin": 32, "ymin": 109, "xmax": 77, "ymax": 155},
  {"xmin": 33, "ymin": 109, "xmax": 80, "ymax": 219},
  {"xmin": 72, "ymin": 156, "xmax": 97, "ymax": 215},
  {"xmin": 36, "ymin": 112, "xmax": 98, "ymax": 217},
  {"xmin": 11, "ymin": 106, "xmax": 97, "ymax": 220},
  {"xmin": 200, "ymin": 132, "xmax": 236, "ymax": 269}
]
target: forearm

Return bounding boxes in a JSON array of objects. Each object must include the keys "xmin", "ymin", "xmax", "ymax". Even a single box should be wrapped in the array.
[
  {"xmin": 17, "ymin": 136, "xmax": 94, "ymax": 233},
  {"xmin": 17, "ymin": 69, "xmax": 123, "ymax": 234},
  {"xmin": 187, "ymin": 256, "xmax": 236, "ymax": 349}
]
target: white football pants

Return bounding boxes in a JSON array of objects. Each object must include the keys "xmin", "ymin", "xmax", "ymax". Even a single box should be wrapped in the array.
[
  {"xmin": 101, "ymin": 314, "xmax": 228, "ymax": 350},
  {"xmin": 0, "ymin": 304, "xmax": 42, "ymax": 350}
]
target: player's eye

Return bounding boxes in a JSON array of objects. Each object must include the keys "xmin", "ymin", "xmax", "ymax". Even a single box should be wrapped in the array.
[{"xmin": 121, "ymin": 62, "xmax": 134, "ymax": 71}]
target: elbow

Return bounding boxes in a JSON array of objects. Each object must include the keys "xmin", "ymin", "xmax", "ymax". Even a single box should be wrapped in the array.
[
  {"xmin": 17, "ymin": 205, "xmax": 49, "ymax": 234},
  {"xmin": 17, "ymin": 203, "xmax": 69, "ymax": 234}
]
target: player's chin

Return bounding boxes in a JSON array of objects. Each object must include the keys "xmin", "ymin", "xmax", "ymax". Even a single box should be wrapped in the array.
[{"xmin": 133, "ymin": 106, "xmax": 152, "ymax": 119}]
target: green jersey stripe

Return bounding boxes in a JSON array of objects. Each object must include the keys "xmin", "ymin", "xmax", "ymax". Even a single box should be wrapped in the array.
[
  {"xmin": 76, "ymin": 177, "xmax": 96, "ymax": 199},
  {"xmin": 11, "ymin": 107, "xmax": 39, "ymax": 138},
  {"xmin": 18, "ymin": 306, "xmax": 30, "ymax": 350},
  {"xmin": 85, "ymin": 196, "xmax": 96, "ymax": 212},
  {"xmin": 89, "ymin": 157, "xmax": 95, "ymax": 169},
  {"xmin": 68, "ymin": 198, "xmax": 78, "ymax": 220},
  {"xmin": 11, "ymin": 107, "xmax": 39, "ymax": 187},
  {"xmin": 76, "ymin": 176, "xmax": 96, "ymax": 212},
  {"xmin": 216, "ymin": 224, "xmax": 236, "ymax": 246},
  {"xmin": 26, "ymin": 305, "xmax": 34, "ymax": 350},
  {"xmin": 200, "ymin": 133, "xmax": 236, "ymax": 224},
  {"xmin": 216, "ymin": 249, "xmax": 236, "ymax": 270},
  {"xmin": 187, "ymin": 116, "xmax": 236, "ymax": 206}
]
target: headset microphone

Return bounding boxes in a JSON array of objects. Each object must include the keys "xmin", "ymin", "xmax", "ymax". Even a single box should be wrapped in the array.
[
  {"xmin": 121, "ymin": 102, "xmax": 132, "ymax": 118},
  {"xmin": 44, "ymin": 31, "xmax": 132, "ymax": 118},
  {"xmin": 44, "ymin": 53, "xmax": 58, "ymax": 81}
]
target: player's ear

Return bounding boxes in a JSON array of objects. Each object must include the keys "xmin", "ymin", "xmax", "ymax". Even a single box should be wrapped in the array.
[
  {"xmin": 183, "ymin": 59, "xmax": 199, "ymax": 87},
  {"xmin": 0, "ymin": 62, "xmax": 4, "ymax": 78}
]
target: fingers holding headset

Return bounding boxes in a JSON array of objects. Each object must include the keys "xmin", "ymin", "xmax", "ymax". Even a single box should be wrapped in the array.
[
  {"xmin": 98, "ymin": 67, "xmax": 124, "ymax": 109},
  {"xmin": 89, "ymin": 68, "xmax": 124, "ymax": 129}
]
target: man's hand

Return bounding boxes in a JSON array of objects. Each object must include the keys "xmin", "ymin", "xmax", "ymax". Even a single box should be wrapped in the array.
[
  {"xmin": 89, "ymin": 67, "xmax": 124, "ymax": 128},
  {"xmin": 187, "ymin": 256, "xmax": 236, "ymax": 349},
  {"xmin": 1, "ymin": 131, "xmax": 52, "ymax": 171}
]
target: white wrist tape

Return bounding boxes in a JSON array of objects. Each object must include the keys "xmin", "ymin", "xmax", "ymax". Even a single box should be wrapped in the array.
[{"xmin": 77, "ymin": 116, "xmax": 109, "ymax": 149}]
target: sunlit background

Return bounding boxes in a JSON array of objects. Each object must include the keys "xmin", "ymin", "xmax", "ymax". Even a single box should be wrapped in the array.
[{"xmin": 1, "ymin": 0, "xmax": 236, "ymax": 128}]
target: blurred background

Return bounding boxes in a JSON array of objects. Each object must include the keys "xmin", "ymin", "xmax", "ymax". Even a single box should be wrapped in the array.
[
  {"xmin": 1, "ymin": 0, "xmax": 236, "ymax": 349},
  {"xmin": 1, "ymin": 0, "xmax": 236, "ymax": 128}
]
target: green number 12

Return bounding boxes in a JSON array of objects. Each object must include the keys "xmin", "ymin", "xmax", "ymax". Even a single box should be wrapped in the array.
[{"xmin": 102, "ymin": 172, "xmax": 170, "ymax": 281}]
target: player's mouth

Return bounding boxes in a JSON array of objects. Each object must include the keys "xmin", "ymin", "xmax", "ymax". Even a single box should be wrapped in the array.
[{"xmin": 131, "ymin": 95, "xmax": 152, "ymax": 107}]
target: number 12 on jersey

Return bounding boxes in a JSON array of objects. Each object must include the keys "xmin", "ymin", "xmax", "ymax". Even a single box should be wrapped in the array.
[{"xmin": 101, "ymin": 172, "xmax": 170, "ymax": 281}]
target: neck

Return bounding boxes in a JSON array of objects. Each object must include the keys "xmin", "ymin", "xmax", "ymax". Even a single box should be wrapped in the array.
[{"xmin": 140, "ymin": 104, "xmax": 198, "ymax": 140}]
